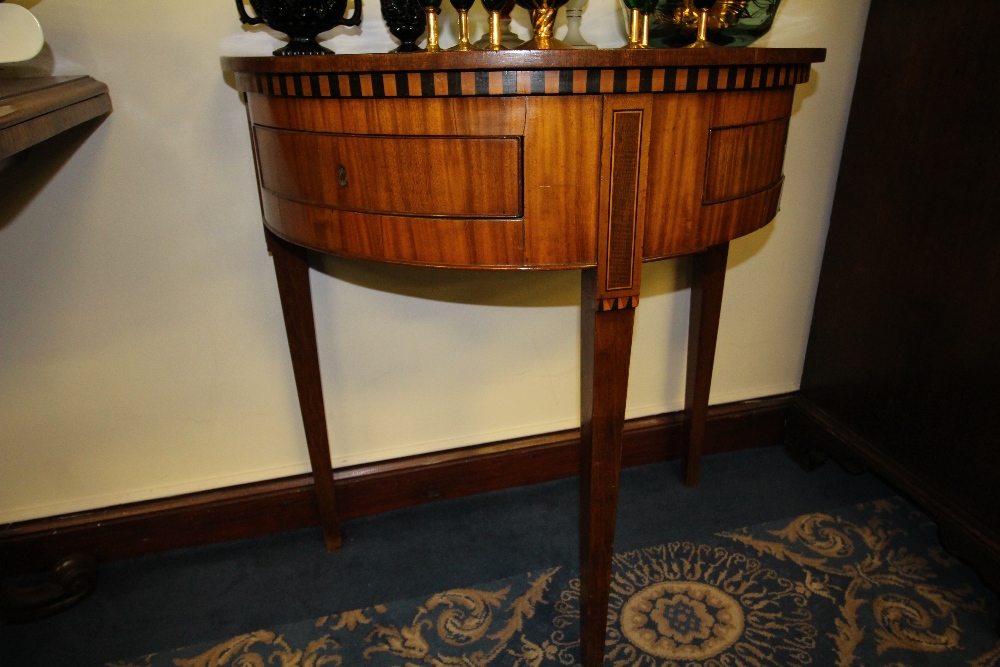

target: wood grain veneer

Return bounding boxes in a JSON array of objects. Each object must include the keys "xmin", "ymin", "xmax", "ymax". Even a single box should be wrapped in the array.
[
  {"xmin": 522, "ymin": 95, "xmax": 602, "ymax": 267},
  {"xmin": 222, "ymin": 48, "xmax": 824, "ymax": 75},
  {"xmin": 247, "ymin": 94, "xmax": 526, "ymax": 136},
  {"xmin": 705, "ymin": 117, "xmax": 789, "ymax": 204},
  {"xmin": 256, "ymin": 129, "xmax": 522, "ymax": 217}
]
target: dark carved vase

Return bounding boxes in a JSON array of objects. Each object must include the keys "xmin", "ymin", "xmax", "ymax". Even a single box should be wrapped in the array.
[
  {"xmin": 381, "ymin": 0, "xmax": 426, "ymax": 52},
  {"xmin": 235, "ymin": 0, "xmax": 363, "ymax": 56}
]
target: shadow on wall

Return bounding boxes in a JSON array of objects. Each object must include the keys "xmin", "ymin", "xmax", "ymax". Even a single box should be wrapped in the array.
[
  {"xmin": 313, "ymin": 253, "xmax": 700, "ymax": 308},
  {"xmin": 309, "ymin": 220, "xmax": 777, "ymax": 307},
  {"xmin": 0, "ymin": 121, "xmax": 105, "ymax": 235}
]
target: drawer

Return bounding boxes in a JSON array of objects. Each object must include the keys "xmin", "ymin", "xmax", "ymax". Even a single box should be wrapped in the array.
[
  {"xmin": 704, "ymin": 116, "xmax": 789, "ymax": 204},
  {"xmin": 254, "ymin": 127, "xmax": 522, "ymax": 218}
]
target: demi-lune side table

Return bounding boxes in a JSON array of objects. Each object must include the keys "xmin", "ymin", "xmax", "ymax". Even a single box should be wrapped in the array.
[{"xmin": 222, "ymin": 47, "xmax": 824, "ymax": 666}]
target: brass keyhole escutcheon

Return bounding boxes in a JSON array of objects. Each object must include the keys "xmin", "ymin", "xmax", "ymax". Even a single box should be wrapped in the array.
[{"xmin": 337, "ymin": 165, "xmax": 348, "ymax": 188}]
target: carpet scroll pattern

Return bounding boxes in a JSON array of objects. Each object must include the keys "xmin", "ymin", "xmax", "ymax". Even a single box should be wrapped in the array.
[{"xmin": 109, "ymin": 498, "xmax": 1000, "ymax": 667}]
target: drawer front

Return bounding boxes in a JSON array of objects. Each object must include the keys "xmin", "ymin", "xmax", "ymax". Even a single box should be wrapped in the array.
[
  {"xmin": 704, "ymin": 116, "xmax": 789, "ymax": 204},
  {"xmin": 254, "ymin": 127, "xmax": 522, "ymax": 218}
]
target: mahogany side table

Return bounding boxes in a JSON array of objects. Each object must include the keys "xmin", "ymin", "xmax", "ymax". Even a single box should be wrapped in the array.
[{"xmin": 222, "ymin": 48, "xmax": 824, "ymax": 666}]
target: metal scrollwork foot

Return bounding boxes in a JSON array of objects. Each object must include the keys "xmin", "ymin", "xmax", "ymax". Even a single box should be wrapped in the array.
[{"xmin": 1, "ymin": 553, "xmax": 99, "ymax": 624}]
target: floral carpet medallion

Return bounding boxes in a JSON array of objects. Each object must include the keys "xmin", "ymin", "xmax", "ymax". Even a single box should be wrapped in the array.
[{"xmin": 110, "ymin": 498, "xmax": 1000, "ymax": 667}]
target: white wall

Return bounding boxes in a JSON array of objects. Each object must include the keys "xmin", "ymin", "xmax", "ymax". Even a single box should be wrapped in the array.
[{"xmin": 0, "ymin": 0, "xmax": 870, "ymax": 524}]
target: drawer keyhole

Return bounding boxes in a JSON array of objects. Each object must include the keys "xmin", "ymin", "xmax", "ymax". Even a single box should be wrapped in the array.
[{"xmin": 337, "ymin": 165, "xmax": 348, "ymax": 188}]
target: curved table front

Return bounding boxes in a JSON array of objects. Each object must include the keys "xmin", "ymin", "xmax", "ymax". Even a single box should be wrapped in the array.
[{"xmin": 223, "ymin": 47, "xmax": 824, "ymax": 667}]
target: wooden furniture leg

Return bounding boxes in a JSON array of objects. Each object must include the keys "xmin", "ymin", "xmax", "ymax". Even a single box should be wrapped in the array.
[
  {"xmin": 681, "ymin": 242, "xmax": 729, "ymax": 486},
  {"xmin": 579, "ymin": 269, "xmax": 636, "ymax": 667},
  {"xmin": 264, "ymin": 227, "xmax": 342, "ymax": 551}
]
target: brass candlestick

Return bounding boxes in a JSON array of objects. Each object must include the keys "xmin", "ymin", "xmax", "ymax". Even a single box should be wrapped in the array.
[
  {"xmin": 624, "ymin": 6, "xmax": 643, "ymax": 48},
  {"xmin": 481, "ymin": 0, "xmax": 508, "ymax": 49},
  {"xmin": 621, "ymin": 0, "xmax": 647, "ymax": 48},
  {"xmin": 514, "ymin": 0, "xmax": 572, "ymax": 49},
  {"xmin": 488, "ymin": 11, "xmax": 505, "ymax": 48},
  {"xmin": 422, "ymin": 0, "xmax": 442, "ymax": 51},
  {"xmin": 640, "ymin": 0, "xmax": 656, "ymax": 46},
  {"xmin": 686, "ymin": 0, "xmax": 717, "ymax": 48},
  {"xmin": 447, "ymin": 0, "xmax": 477, "ymax": 50}
]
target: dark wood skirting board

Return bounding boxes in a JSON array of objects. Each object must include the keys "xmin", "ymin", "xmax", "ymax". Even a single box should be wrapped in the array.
[
  {"xmin": 786, "ymin": 396, "xmax": 1000, "ymax": 593},
  {"xmin": 0, "ymin": 394, "xmax": 791, "ymax": 573}
]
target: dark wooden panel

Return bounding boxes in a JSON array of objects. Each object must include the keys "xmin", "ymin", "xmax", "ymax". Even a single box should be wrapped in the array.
[
  {"xmin": 794, "ymin": 0, "xmax": 1000, "ymax": 591},
  {"xmin": 704, "ymin": 117, "xmax": 788, "ymax": 203},
  {"xmin": 0, "ymin": 394, "xmax": 793, "ymax": 573},
  {"xmin": 254, "ymin": 128, "xmax": 522, "ymax": 217}
]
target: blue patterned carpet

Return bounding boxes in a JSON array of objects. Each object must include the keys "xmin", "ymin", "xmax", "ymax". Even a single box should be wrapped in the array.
[{"xmin": 109, "ymin": 498, "xmax": 1000, "ymax": 667}]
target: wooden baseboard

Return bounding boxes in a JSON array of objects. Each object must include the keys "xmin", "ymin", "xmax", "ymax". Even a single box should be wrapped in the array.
[
  {"xmin": 0, "ymin": 394, "xmax": 792, "ymax": 572},
  {"xmin": 786, "ymin": 395, "xmax": 1000, "ymax": 592}
]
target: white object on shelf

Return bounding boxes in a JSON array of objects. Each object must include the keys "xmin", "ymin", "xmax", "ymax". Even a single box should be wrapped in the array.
[
  {"xmin": 0, "ymin": 4, "xmax": 45, "ymax": 64},
  {"xmin": 564, "ymin": 0, "xmax": 597, "ymax": 49}
]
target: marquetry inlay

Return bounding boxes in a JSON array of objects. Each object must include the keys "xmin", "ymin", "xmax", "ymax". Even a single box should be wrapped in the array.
[
  {"xmin": 606, "ymin": 110, "xmax": 643, "ymax": 292},
  {"xmin": 236, "ymin": 64, "xmax": 811, "ymax": 100}
]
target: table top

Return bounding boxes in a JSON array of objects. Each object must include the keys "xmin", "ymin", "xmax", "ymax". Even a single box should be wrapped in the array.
[{"xmin": 222, "ymin": 47, "xmax": 826, "ymax": 75}]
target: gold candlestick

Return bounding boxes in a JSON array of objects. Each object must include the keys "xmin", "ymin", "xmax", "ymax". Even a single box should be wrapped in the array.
[
  {"xmin": 686, "ymin": 0, "xmax": 717, "ymax": 48},
  {"xmin": 624, "ymin": 6, "xmax": 643, "ymax": 48},
  {"xmin": 486, "ymin": 10, "xmax": 506, "ymax": 49},
  {"xmin": 425, "ymin": 6, "xmax": 441, "ymax": 51},
  {"xmin": 481, "ymin": 0, "xmax": 509, "ymax": 49},
  {"xmin": 514, "ymin": 0, "xmax": 572, "ymax": 49},
  {"xmin": 448, "ymin": 8, "xmax": 475, "ymax": 50}
]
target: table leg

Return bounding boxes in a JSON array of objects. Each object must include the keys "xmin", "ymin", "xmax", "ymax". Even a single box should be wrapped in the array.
[
  {"xmin": 264, "ymin": 227, "xmax": 342, "ymax": 551},
  {"xmin": 579, "ymin": 269, "xmax": 636, "ymax": 667},
  {"xmin": 681, "ymin": 242, "xmax": 729, "ymax": 487}
]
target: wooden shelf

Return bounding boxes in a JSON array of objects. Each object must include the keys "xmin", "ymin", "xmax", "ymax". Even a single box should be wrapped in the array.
[{"xmin": 0, "ymin": 75, "xmax": 111, "ymax": 160}]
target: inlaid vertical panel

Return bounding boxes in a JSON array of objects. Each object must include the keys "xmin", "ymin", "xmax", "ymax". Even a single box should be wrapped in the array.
[
  {"xmin": 606, "ymin": 113, "xmax": 642, "ymax": 290},
  {"xmin": 596, "ymin": 95, "xmax": 652, "ymax": 310}
]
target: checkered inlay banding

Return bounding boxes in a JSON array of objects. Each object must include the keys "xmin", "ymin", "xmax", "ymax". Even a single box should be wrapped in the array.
[{"xmin": 240, "ymin": 64, "xmax": 811, "ymax": 99}]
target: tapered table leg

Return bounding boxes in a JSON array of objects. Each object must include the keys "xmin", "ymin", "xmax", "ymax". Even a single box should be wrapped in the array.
[
  {"xmin": 681, "ymin": 242, "xmax": 729, "ymax": 487},
  {"xmin": 579, "ymin": 269, "xmax": 636, "ymax": 667},
  {"xmin": 264, "ymin": 227, "xmax": 342, "ymax": 551}
]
